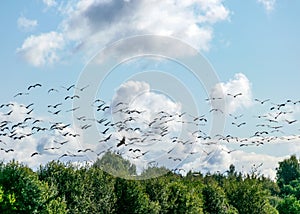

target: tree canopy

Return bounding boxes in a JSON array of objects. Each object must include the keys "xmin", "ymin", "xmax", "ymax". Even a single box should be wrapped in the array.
[{"xmin": 1, "ymin": 154, "xmax": 300, "ymax": 213}]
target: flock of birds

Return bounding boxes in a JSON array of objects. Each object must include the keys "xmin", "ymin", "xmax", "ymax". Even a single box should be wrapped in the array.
[{"xmin": 1, "ymin": 82, "xmax": 300, "ymax": 173}]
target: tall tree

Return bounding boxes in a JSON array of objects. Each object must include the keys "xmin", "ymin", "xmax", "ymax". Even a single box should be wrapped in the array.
[{"xmin": 276, "ymin": 155, "xmax": 300, "ymax": 188}]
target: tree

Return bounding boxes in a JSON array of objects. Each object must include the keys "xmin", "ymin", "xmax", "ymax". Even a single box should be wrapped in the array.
[
  {"xmin": 276, "ymin": 155, "xmax": 300, "ymax": 188},
  {"xmin": 114, "ymin": 178, "xmax": 160, "ymax": 214},
  {"xmin": 38, "ymin": 161, "xmax": 90, "ymax": 213},
  {"xmin": 0, "ymin": 160, "xmax": 67, "ymax": 213},
  {"xmin": 202, "ymin": 179, "xmax": 237, "ymax": 214},
  {"xmin": 0, "ymin": 185, "xmax": 16, "ymax": 212},
  {"xmin": 224, "ymin": 176, "xmax": 276, "ymax": 214},
  {"xmin": 277, "ymin": 195, "xmax": 300, "ymax": 214},
  {"xmin": 94, "ymin": 152, "xmax": 137, "ymax": 178},
  {"xmin": 164, "ymin": 181, "xmax": 203, "ymax": 213}
]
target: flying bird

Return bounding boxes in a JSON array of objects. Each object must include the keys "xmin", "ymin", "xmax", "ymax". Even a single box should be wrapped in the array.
[
  {"xmin": 48, "ymin": 88, "xmax": 59, "ymax": 93},
  {"xmin": 31, "ymin": 152, "xmax": 40, "ymax": 157},
  {"xmin": 62, "ymin": 84, "xmax": 75, "ymax": 91},
  {"xmin": 229, "ymin": 114, "xmax": 244, "ymax": 120},
  {"xmin": 14, "ymin": 92, "xmax": 29, "ymax": 98},
  {"xmin": 254, "ymin": 98, "xmax": 270, "ymax": 104},
  {"xmin": 285, "ymin": 119, "xmax": 297, "ymax": 124},
  {"xmin": 65, "ymin": 95, "xmax": 80, "ymax": 100},
  {"xmin": 117, "ymin": 136, "xmax": 126, "ymax": 147},
  {"xmin": 227, "ymin": 93, "xmax": 242, "ymax": 98},
  {"xmin": 76, "ymin": 85, "xmax": 89, "ymax": 91},
  {"xmin": 99, "ymin": 134, "xmax": 112, "ymax": 143},
  {"xmin": 232, "ymin": 120, "xmax": 246, "ymax": 127},
  {"xmin": 28, "ymin": 83, "xmax": 42, "ymax": 90}
]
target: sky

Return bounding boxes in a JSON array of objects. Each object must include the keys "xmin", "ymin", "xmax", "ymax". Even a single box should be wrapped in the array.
[{"xmin": 0, "ymin": 0, "xmax": 300, "ymax": 180}]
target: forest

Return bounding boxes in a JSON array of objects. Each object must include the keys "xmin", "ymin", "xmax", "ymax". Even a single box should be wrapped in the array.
[{"xmin": 1, "ymin": 153, "xmax": 300, "ymax": 213}]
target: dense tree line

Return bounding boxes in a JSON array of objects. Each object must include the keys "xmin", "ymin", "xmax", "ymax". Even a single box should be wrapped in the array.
[{"xmin": 1, "ymin": 153, "xmax": 300, "ymax": 213}]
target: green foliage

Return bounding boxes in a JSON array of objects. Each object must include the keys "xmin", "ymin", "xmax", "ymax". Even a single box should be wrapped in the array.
[
  {"xmin": 114, "ymin": 178, "xmax": 160, "ymax": 214},
  {"xmin": 0, "ymin": 185, "xmax": 17, "ymax": 211},
  {"xmin": 163, "ymin": 181, "xmax": 203, "ymax": 213},
  {"xmin": 94, "ymin": 152, "xmax": 137, "ymax": 178},
  {"xmin": 277, "ymin": 195, "xmax": 300, "ymax": 214},
  {"xmin": 2, "ymin": 154, "xmax": 300, "ymax": 213},
  {"xmin": 276, "ymin": 155, "xmax": 300, "ymax": 188},
  {"xmin": 202, "ymin": 179, "xmax": 237, "ymax": 214},
  {"xmin": 224, "ymin": 175, "xmax": 276, "ymax": 214},
  {"xmin": 0, "ymin": 160, "xmax": 67, "ymax": 213}
]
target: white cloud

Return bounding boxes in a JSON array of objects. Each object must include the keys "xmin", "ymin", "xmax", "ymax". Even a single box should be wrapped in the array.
[
  {"xmin": 257, "ymin": 0, "xmax": 276, "ymax": 13},
  {"xmin": 180, "ymin": 144, "xmax": 286, "ymax": 180},
  {"xmin": 210, "ymin": 73, "xmax": 253, "ymax": 114},
  {"xmin": 112, "ymin": 80, "xmax": 182, "ymax": 131},
  {"xmin": 18, "ymin": 0, "xmax": 230, "ymax": 66},
  {"xmin": 16, "ymin": 32, "xmax": 64, "ymax": 67},
  {"xmin": 43, "ymin": 0, "xmax": 57, "ymax": 8},
  {"xmin": 61, "ymin": 0, "xmax": 229, "ymax": 53},
  {"xmin": 17, "ymin": 16, "xmax": 38, "ymax": 31}
]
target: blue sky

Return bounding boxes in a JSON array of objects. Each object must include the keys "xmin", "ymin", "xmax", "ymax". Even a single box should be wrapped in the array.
[{"xmin": 1, "ymin": 0, "xmax": 300, "ymax": 179}]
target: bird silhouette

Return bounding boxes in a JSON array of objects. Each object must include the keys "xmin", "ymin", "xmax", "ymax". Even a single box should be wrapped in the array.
[
  {"xmin": 28, "ymin": 83, "xmax": 42, "ymax": 90},
  {"xmin": 254, "ymin": 98, "xmax": 270, "ymax": 104},
  {"xmin": 227, "ymin": 93, "xmax": 242, "ymax": 98},
  {"xmin": 65, "ymin": 95, "xmax": 80, "ymax": 100},
  {"xmin": 62, "ymin": 84, "xmax": 75, "ymax": 91},
  {"xmin": 117, "ymin": 136, "xmax": 126, "ymax": 147}
]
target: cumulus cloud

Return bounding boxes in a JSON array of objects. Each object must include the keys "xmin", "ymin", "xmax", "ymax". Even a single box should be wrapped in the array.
[
  {"xmin": 61, "ymin": 0, "xmax": 229, "ymax": 53},
  {"xmin": 112, "ymin": 81, "xmax": 181, "ymax": 118},
  {"xmin": 257, "ymin": 0, "xmax": 276, "ymax": 13},
  {"xmin": 112, "ymin": 80, "xmax": 182, "ymax": 133},
  {"xmin": 17, "ymin": 16, "xmax": 38, "ymax": 31},
  {"xmin": 16, "ymin": 32, "xmax": 64, "ymax": 67},
  {"xmin": 210, "ymin": 73, "xmax": 253, "ymax": 114},
  {"xmin": 18, "ymin": 0, "xmax": 230, "ymax": 66}
]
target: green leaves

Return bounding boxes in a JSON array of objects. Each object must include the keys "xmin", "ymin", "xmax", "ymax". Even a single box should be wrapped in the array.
[
  {"xmin": 2, "ymin": 154, "xmax": 300, "ymax": 213},
  {"xmin": 276, "ymin": 155, "xmax": 300, "ymax": 188},
  {"xmin": 0, "ymin": 160, "xmax": 67, "ymax": 213},
  {"xmin": 277, "ymin": 195, "xmax": 300, "ymax": 214}
]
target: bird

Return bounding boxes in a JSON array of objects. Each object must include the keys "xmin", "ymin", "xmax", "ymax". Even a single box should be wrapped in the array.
[
  {"xmin": 3, "ymin": 110, "xmax": 13, "ymax": 116},
  {"xmin": 31, "ymin": 152, "xmax": 40, "ymax": 157},
  {"xmin": 78, "ymin": 148, "xmax": 93, "ymax": 153},
  {"xmin": 66, "ymin": 107, "xmax": 80, "ymax": 112},
  {"xmin": 48, "ymin": 88, "xmax": 59, "ymax": 93},
  {"xmin": 65, "ymin": 95, "xmax": 80, "ymax": 100},
  {"xmin": 101, "ymin": 128, "xmax": 109, "ymax": 134},
  {"xmin": 229, "ymin": 114, "xmax": 243, "ymax": 120},
  {"xmin": 99, "ymin": 134, "xmax": 112, "ymax": 143},
  {"xmin": 62, "ymin": 84, "xmax": 75, "ymax": 91},
  {"xmin": 227, "ymin": 93, "xmax": 242, "ymax": 98},
  {"xmin": 222, "ymin": 148, "xmax": 237, "ymax": 154},
  {"xmin": 254, "ymin": 98, "xmax": 270, "ymax": 104},
  {"xmin": 28, "ymin": 83, "xmax": 42, "ymax": 90},
  {"xmin": 44, "ymin": 147, "xmax": 61, "ymax": 151},
  {"xmin": 48, "ymin": 110, "xmax": 61, "ymax": 115},
  {"xmin": 205, "ymin": 97, "xmax": 222, "ymax": 101},
  {"xmin": 285, "ymin": 119, "xmax": 297, "ymax": 124},
  {"xmin": 209, "ymin": 108, "xmax": 223, "ymax": 114},
  {"xmin": 117, "ymin": 136, "xmax": 126, "ymax": 147},
  {"xmin": 232, "ymin": 122, "xmax": 246, "ymax": 127},
  {"xmin": 21, "ymin": 103, "xmax": 34, "ymax": 109},
  {"xmin": 25, "ymin": 109, "xmax": 34, "ymax": 115},
  {"xmin": 54, "ymin": 140, "xmax": 69, "ymax": 145},
  {"xmin": 14, "ymin": 92, "xmax": 29, "ymax": 98},
  {"xmin": 48, "ymin": 103, "xmax": 62, "ymax": 108},
  {"xmin": 0, "ymin": 148, "xmax": 14, "ymax": 153},
  {"xmin": 76, "ymin": 85, "xmax": 89, "ymax": 91}
]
